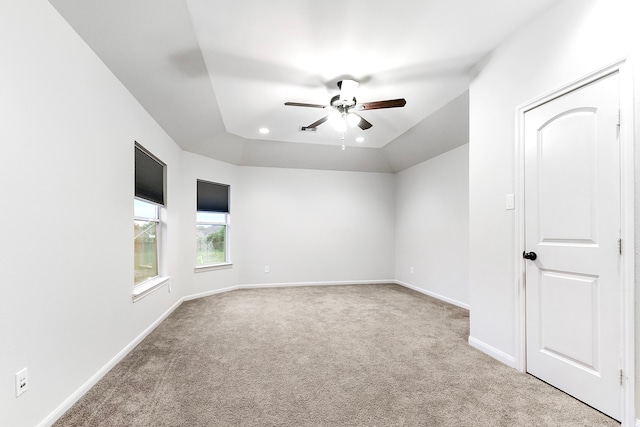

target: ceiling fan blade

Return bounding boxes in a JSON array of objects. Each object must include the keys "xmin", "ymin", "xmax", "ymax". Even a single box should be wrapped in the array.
[
  {"xmin": 284, "ymin": 102, "xmax": 327, "ymax": 109},
  {"xmin": 354, "ymin": 113, "xmax": 372, "ymax": 130},
  {"xmin": 305, "ymin": 115, "xmax": 329, "ymax": 129},
  {"xmin": 355, "ymin": 98, "xmax": 406, "ymax": 111}
]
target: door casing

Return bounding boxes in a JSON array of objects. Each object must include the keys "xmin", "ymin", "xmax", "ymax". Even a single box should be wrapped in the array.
[{"xmin": 514, "ymin": 58, "xmax": 635, "ymax": 426}]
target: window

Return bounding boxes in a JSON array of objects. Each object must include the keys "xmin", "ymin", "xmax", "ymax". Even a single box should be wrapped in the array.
[
  {"xmin": 196, "ymin": 180, "xmax": 230, "ymax": 267},
  {"xmin": 134, "ymin": 143, "xmax": 168, "ymax": 296},
  {"xmin": 134, "ymin": 199, "xmax": 159, "ymax": 285},
  {"xmin": 196, "ymin": 211, "xmax": 228, "ymax": 265}
]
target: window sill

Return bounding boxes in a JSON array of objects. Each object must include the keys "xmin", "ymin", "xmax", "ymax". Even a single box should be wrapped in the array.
[
  {"xmin": 133, "ymin": 276, "xmax": 171, "ymax": 303},
  {"xmin": 195, "ymin": 263, "xmax": 233, "ymax": 273}
]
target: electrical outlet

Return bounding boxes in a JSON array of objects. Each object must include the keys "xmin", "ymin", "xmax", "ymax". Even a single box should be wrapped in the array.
[
  {"xmin": 410, "ymin": 267, "xmax": 414, "ymax": 274},
  {"xmin": 16, "ymin": 368, "xmax": 28, "ymax": 397},
  {"xmin": 264, "ymin": 266, "xmax": 270, "ymax": 273}
]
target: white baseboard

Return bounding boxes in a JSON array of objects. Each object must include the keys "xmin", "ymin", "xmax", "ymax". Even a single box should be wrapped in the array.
[
  {"xmin": 183, "ymin": 284, "xmax": 241, "ymax": 301},
  {"xmin": 183, "ymin": 280, "xmax": 394, "ymax": 302},
  {"xmin": 395, "ymin": 280, "xmax": 470, "ymax": 310},
  {"xmin": 39, "ymin": 298, "xmax": 184, "ymax": 427},
  {"xmin": 468, "ymin": 336, "xmax": 517, "ymax": 369},
  {"xmin": 238, "ymin": 279, "xmax": 394, "ymax": 289}
]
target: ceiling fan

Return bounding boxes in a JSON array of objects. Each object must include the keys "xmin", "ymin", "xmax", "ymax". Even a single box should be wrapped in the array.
[{"xmin": 284, "ymin": 79, "xmax": 406, "ymax": 132}]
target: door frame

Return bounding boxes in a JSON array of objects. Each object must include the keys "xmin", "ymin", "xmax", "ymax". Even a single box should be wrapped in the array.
[{"xmin": 514, "ymin": 58, "xmax": 635, "ymax": 425}]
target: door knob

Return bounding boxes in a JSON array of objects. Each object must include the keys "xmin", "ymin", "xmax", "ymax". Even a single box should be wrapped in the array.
[{"xmin": 523, "ymin": 251, "xmax": 537, "ymax": 260}]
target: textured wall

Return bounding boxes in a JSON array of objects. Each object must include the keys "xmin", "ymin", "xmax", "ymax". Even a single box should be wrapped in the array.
[
  {"xmin": 0, "ymin": 1, "xmax": 185, "ymax": 425},
  {"xmin": 395, "ymin": 144, "xmax": 469, "ymax": 307},
  {"xmin": 236, "ymin": 167, "xmax": 396, "ymax": 285},
  {"xmin": 468, "ymin": 0, "xmax": 637, "ymax": 395}
]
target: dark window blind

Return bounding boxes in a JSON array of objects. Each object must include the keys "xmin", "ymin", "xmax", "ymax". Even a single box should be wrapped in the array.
[
  {"xmin": 197, "ymin": 180, "xmax": 229, "ymax": 213},
  {"xmin": 135, "ymin": 144, "xmax": 165, "ymax": 206}
]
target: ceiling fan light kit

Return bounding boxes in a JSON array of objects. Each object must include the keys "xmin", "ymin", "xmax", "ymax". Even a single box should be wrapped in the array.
[
  {"xmin": 284, "ymin": 79, "xmax": 407, "ymax": 139},
  {"xmin": 329, "ymin": 111, "xmax": 347, "ymax": 132},
  {"xmin": 346, "ymin": 112, "xmax": 361, "ymax": 128}
]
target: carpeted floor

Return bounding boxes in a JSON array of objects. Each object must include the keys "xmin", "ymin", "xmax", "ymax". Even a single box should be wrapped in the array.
[{"xmin": 54, "ymin": 284, "xmax": 619, "ymax": 426}]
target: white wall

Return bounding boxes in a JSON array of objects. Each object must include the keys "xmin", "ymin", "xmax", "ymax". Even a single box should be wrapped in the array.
[
  {"xmin": 180, "ymin": 158, "xmax": 397, "ymax": 295},
  {"xmin": 14, "ymin": 0, "xmax": 638, "ymax": 424},
  {"xmin": 395, "ymin": 144, "xmax": 469, "ymax": 308},
  {"xmin": 0, "ymin": 1, "xmax": 186, "ymax": 426},
  {"xmin": 0, "ymin": 2, "xmax": 466, "ymax": 426},
  {"xmin": 236, "ymin": 167, "xmax": 396, "ymax": 285},
  {"xmin": 469, "ymin": 0, "xmax": 637, "ymax": 368}
]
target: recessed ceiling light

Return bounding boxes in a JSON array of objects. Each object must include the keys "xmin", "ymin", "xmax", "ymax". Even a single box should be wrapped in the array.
[
  {"xmin": 355, "ymin": 136, "xmax": 365, "ymax": 143},
  {"xmin": 259, "ymin": 127, "xmax": 270, "ymax": 134}
]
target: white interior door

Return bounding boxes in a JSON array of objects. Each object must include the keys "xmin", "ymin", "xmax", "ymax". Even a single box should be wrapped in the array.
[{"xmin": 524, "ymin": 72, "xmax": 621, "ymax": 420}]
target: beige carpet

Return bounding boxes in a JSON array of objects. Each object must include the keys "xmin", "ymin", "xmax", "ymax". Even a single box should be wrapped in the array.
[{"xmin": 54, "ymin": 284, "xmax": 619, "ymax": 426}]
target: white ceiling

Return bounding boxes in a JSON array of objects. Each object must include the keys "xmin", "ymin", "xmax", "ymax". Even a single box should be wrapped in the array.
[{"xmin": 50, "ymin": 0, "xmax": 561, "ymax": 172}]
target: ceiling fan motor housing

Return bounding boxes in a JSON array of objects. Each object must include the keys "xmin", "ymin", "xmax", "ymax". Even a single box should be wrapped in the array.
[{"xmin": 330, "ymin": 94, "xmax": 357, "ymax": 112}]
